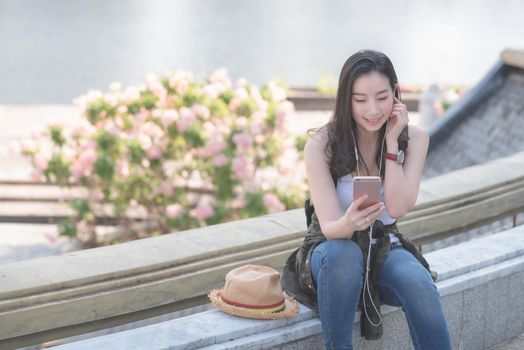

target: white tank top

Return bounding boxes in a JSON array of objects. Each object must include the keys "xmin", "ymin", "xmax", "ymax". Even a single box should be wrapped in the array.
[{"xmin": 336, "ymin": 173, "xmax": 399, "ymax": 244}]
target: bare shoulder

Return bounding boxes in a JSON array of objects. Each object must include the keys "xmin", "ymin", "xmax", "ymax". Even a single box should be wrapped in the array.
[
  {"xmin": 407, "ymin": 124, "xmax": 429, "ymax": 150},
  {"xmin": 304, "ymin": 126, "xmax": 330, "ymax": 162}
]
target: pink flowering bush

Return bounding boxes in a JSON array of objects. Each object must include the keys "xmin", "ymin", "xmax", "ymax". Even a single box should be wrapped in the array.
[{"xmin": 20, "ymin": 69, "xmax": 307, "ymax": 247}]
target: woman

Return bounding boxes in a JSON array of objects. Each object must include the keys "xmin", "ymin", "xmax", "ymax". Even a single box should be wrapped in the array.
[{"xmin": 281, "ymin": 49, "xmax": 452, "ymax": 350}]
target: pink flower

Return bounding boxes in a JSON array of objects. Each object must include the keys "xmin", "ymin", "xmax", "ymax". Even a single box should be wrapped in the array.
[
  {"xmin": 162, "ymin": 109, "xmax": 179, "ymax": 128},
  {"xmin": 116, "ymin": 159, "xmax": 130, "ymax": 178},
  {"xmin": 138, "ymin": 134, "xmax": 152, "ymax": 151},
  {"xmin": 72, "ymin": 149, "xmax": 97, "ymax": 180},
  {"xmin": 192, "ymin": 104, "xmax": 210, "ymax": 119},
  {"xmin": 210, "ymin": 68, "xmax": 229, "ymax": 83},
  {"xmin": 234, "ymin": 87, "xmax": 249, "ymax": 101},
  {"xmin": 203, "ymin": 84, "xmax": 220, "ymax": 100},
  {"xmin": 124, "ymin": 86, "xmax": 141, "ymax": 101},
  {"xmin": 34, "ymin": 155, "xmax": 49, "ymax": 171},
  {"xmin": 201, "ymin": 137, "xmax": 226, "ymax": 157},
  {"xmin": 160, "ymin": 181, "xmax": 174, "ymax": 197},
  {"xmin": 276, "ymin": 101, "xmax": 294, "ymax": 132},
  {"xmin": 229, "ymin": 98, "xmax": 242, "ymax": 110},
  {"xmin": 73, "ymin": 123, "xmax": 96, "ymax": 139},
  {"xmin": 232, "ymin": 156, "xmax": 255, "ymax": 181},
  {"xmin": 168, "ymin": 71, "xmax": 192, "ymax": 93},
  {"xmin": 166, "ymin": 203, "xmax": 183, "ymax": 219},
  {"xmin": 213, "ymin": 153, "xmax": 229, "ymax": 167},
  {"xmin": 90, "ymin": 189, "xmax": 105, "ymax": 202},
  {"xmin": 109, "ymin": 81, "xmax": 122, "ymax": 91},
  {"xmin": 117, "ymin": 105, "xmax": 128, "ymax": 114},
  {"xmin": 76, "ymin": 220, "xmax": 91, "ymax": 240},
  {"xmin": 104, "ymin": 93, "xmax": 118, "ymax": 107},
  {"xmin": 168, "ymin": 75, "xmax": 178, "ymax": 88},
  {"xmin": 232, "ymin": 130, "xmax": 253, "ymax": 152},
  {"xmin": 176, "ymin": 107, "xmax": 196, "ymax": 132},
  {"xmin": 263, "ymin": 193, "xmax": 285, "ymax": 213},
  {"xmin": 190, "ymin": 201, "xmax": 214, "ymax": 221},
  {"xmin": 234, "ymin": 116, "xmax": 248, "ymax": 128},
  {"xmin": 231, "ymin": 192, "xmax": 247, "ymax": 209},
  {"xmin": 19, "ymin": 139, "xmax": 37, "ymax": 154},
  {"xmin": 177, "ymin": 80, "xmax": 188, "ymax": 94},
  {"xmin": 141, "ymin": 122, "xmax": 164, "ymax": 139},
  {"xmin": 147, "ymin": 145, "xmax": 162, "ymax": 160}
]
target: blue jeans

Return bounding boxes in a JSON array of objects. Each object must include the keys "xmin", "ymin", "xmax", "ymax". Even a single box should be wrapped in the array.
[{"xmin": 311, "ymin": 239, "xmax": 451, "ymax": 350}]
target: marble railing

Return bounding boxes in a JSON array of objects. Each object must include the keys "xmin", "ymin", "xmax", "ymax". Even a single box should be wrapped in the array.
[{"xmin": 0, "ymin": 151, "xmax": 523, "ymax": 349}]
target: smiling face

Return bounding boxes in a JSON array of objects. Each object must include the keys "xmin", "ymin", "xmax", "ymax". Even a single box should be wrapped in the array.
[{"xmin": 351, "ymin": 71, "xmax": 396, "ymax": 134}]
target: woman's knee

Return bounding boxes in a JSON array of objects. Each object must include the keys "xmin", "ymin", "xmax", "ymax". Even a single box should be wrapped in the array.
[{"xmin": 387, "ymin": 265, "xmax": 441, "ymax": 310}]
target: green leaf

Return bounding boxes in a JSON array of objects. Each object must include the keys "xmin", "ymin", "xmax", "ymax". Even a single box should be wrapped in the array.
[
  {"xmin": 184, "ymin": 123, "xmax": 205, "ymax": 148},
  {"xmin": 95, "ymin": 131, "xmax": 118, "ymax": 152},
  {"xmin": 58, "ymin": 219, "xmax": 77, "ymax": 237},
  {"xmin": 214, "ymin": 164, "xmax": 234, "ymax": 200},
  {"xmin": 86, "ymin": 97, "xmax": 116, "ymax": 124},
  {"xmin": 181, "ymin": 86, "xmax": 202, "ymax": 106},
  {"xmin": 244, "ymin": 191, "xmax": 267, "ymax": 216},
  {"xmin": 49, "ymin": 125, "xmax": 65, "ymax": 147},
  {"xmin": 69, "ymin": 198, "xmax": 91, "ymax": 218},
  {"xmin": 127, "ymin": 102, "xmax": 141, "ymax": 115},
  {"xmin": 94, "ymin": 152, "xmax": 115, "ymax": 181},
  {"xmin": 209, "ymin": 99, "xmax": 229, "ymax": 117},
  {"xmin": 236, "ymin": 99, "xmax": 256, "ymax": 118},
  {"xmin": 127, "ymin": 140, "xmax": 145, "ymax": 164},
  {"xmin": 45, "ymin": 153, "xmax": 71, "ymax": 184},
  {"xmin": 141, "ymin": 91, "xmax": 158, "ymax": 110},
  {"xmin": 205, "ymin": 203, "xmax": 229, "ymax": 225},
  {"xmin": 295, "ymin": 133, "xmax": 308, "ymax": 152}
]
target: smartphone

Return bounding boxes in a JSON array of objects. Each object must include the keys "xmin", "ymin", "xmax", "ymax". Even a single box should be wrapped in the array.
[{"xmin": 352, "ymin": 176, "xmax": 381, "ymax": 210}]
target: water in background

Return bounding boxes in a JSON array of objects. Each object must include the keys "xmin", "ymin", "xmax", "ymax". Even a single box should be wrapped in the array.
[{"xmin": 0, "ymin": 0, "xmax": 523, "ymax": 103}]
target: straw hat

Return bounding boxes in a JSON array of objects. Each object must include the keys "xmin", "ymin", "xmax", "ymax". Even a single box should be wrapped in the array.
[{"xmin": 208, "ymin": 264, "xmax": 299, "ymax": 319}]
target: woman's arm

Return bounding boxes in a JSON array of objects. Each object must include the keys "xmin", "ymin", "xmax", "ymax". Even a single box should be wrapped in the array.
[
  {"xmin": 304, "ymin": 130, "xmax": 385, "ymax": 239},
  {"xmin": 383, "ymin": 124, "xmax": 429, "ymax": 218}
]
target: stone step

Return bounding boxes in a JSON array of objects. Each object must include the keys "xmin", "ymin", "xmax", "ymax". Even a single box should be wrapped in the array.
[
  {"xmin": 50, "ymin": 226, "xmax": 524, "ymax": 350},
  {"xmin": 0, "ymin": 201, "xmax": 146, "ymax": 224},
  {"xmin": 0, "ymin": 183, "xmax": 86, "ymax": 202}
]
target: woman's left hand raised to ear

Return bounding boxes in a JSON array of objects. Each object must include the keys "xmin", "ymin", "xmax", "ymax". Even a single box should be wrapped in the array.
[{"xmin": 386, "ymin": 96, "xmax": 409, "ymax": 144}]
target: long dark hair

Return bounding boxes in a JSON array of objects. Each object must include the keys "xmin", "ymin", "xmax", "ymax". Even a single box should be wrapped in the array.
[{"xmin": 312, "ymin": 49, "xmax": 408, "ymax": 182}]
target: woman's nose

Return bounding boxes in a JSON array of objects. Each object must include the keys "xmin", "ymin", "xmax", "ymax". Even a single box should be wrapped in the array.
[{"xmin": 368, "ymin": 100, "xmax": 380, "ymax": 114}]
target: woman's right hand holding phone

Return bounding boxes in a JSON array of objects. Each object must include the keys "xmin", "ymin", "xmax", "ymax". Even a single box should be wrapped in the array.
[{"xmin": 341, "ymin": 194, "xmax": 385, "ymax": 236}]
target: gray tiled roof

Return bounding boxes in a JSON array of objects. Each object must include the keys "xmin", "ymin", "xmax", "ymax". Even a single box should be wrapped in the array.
[{"xmin": 424, "ymin": 69, "xmax": 524, "ymax": 179}]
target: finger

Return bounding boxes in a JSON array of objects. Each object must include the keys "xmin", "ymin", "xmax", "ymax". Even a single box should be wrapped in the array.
[
  {"xmin": 353, "ymin": 194, "xmax": 368, "ymax": 205},
  {"xmin": 369, "ymin": 206, "xmax": 386, "ymax": 219},
  {"xmin": 357, "ymin": 208, "xmax": 385, "ymax": 227},
  {"xmin": 347, "ymin": 194, "xmax": 369, "ymax": 214},
  {"xmin": 391, "ymin": 105, "xmax": 408, "ymax": 114},
  {"xmin": 360, "ymin": 202, "xmax": 384, "ymax": 216},
  {"xmin": 362, "ymin": 206, "xmax": 386, "ymax": 224},
  {"xmin": 390, "ymin": 111, "xmax": 400, "ymax": 119}
]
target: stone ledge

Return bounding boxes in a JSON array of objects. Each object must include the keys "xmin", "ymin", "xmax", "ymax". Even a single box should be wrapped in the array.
[
  {"xmin": 51, "ymin": 225, "xmax": 524, "ymax": 349},
  {"xmin": 1, "ymin": 151, "xmax": 524, "ymax": 345}
]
